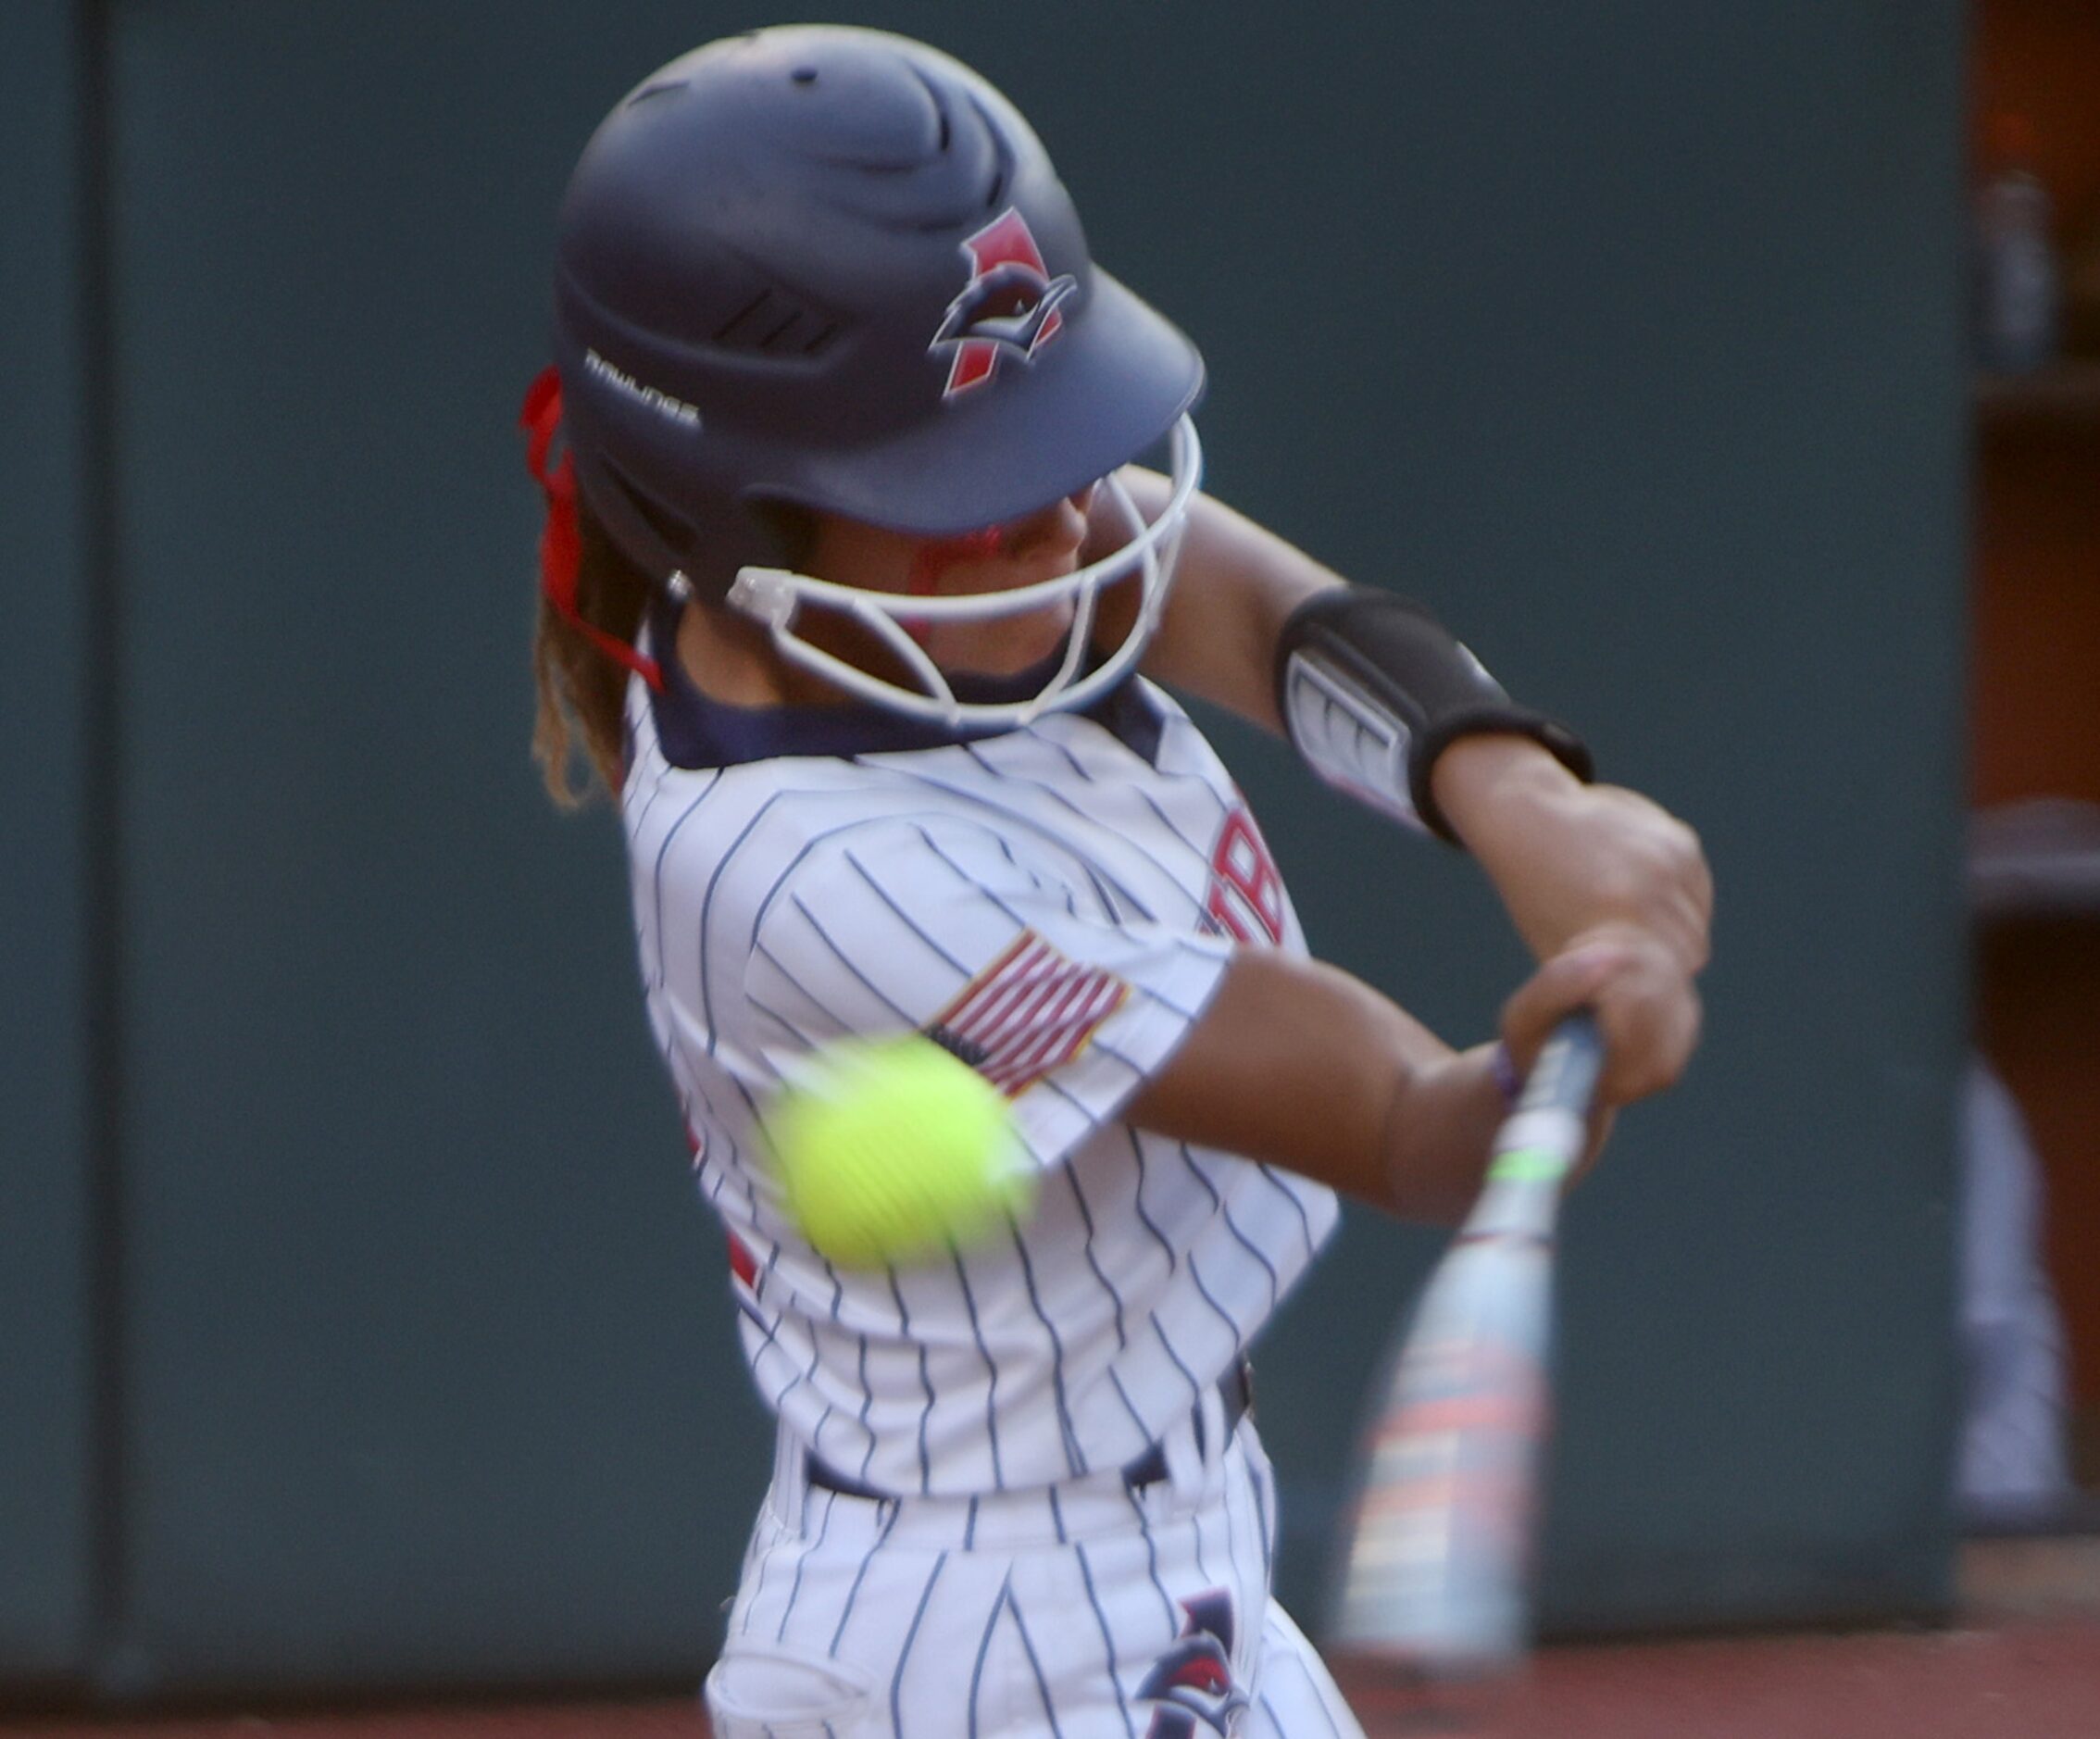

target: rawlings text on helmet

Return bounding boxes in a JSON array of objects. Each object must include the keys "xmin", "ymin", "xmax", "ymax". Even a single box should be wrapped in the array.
[
  {"xmin": 931, "ymin": 208, "xmax": 1078, "ymax": 398},
  {"xmin": 583, "ymin": 348, "xmax": 704, "ymax": 430}
]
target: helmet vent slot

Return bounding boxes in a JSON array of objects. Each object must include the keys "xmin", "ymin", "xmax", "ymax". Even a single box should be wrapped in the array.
[
  {"xmin": 970, "ymin": 98, "xmax": 1013, "ymax": 207},
  {"xmin": 716, "ymin": 291, "xmax": 771, "ymax": 341},
  {"xmin": 907, "ymin": 65, "xmax": 955, "ymax": 157},
  {"xmin": 714, "ymin": 285, "xmax": 836, "ymax": 355},
  {"xmin": 627, "ymin": 81, "xmax": 685, "ymax": 106}
]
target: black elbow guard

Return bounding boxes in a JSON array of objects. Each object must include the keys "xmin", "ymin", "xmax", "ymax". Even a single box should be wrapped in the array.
[{"xmin": 1274, "ymin": 587, "xmax": 1594, "ymax": 844}]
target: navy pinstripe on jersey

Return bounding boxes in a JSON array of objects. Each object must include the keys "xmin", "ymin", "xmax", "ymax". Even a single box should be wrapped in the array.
[{"xmin": 622, "ymin": 644, "xmax": 1340, "ymax": 1498}]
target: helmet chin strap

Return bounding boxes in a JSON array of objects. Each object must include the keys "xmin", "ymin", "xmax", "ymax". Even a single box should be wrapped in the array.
[{"xmin": 728, "ymin": 416, "xmax": 1204, "ymax": 729}]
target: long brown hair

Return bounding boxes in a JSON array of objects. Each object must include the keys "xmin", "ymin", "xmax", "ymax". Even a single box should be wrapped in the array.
[{"xmin": 531, "ymin": 507, "xmax": 656, "ymax": 807}]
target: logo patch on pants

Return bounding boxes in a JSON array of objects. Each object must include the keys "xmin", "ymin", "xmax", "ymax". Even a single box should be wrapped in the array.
[{"xmin": 1137, "ymin": 1591, "xmax": 1247, "ymax": 1738}]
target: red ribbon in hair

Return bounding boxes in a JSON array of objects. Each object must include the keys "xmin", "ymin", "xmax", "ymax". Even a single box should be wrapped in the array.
[{"xmin": 519, "ymin": 367, "xmax": 663, "ymax": 692}]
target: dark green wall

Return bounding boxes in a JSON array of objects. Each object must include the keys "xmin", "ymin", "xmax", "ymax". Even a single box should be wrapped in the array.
[
  {"xmin": 1, "ymin": 0, "xmax": 95, "ymax": 1689},
  {"xmin": 98, "ymin": 2, "xmax": 766, "ymax": 1698},
  {"xmin": 4, "ymin": 0, "xmax": 1969, "ymax": 1703},
  {"xmin": 1153, "ymin": 5, "xmax": 1975, "ymax": 1635}
]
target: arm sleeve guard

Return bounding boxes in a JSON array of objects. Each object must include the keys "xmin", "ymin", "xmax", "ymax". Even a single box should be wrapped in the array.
[{"xmin": 1274, "ymin": 586, "xmax": 1594, "ymax": 844}]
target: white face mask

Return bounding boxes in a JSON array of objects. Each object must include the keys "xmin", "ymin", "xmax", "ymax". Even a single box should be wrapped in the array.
[{"xmin": 723, "ymin": 418, "xmax": 1203, "ymax": 728}]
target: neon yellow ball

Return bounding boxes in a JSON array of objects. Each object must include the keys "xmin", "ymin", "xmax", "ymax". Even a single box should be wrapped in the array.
[{"xmin": 765, "ymin": 1034, "xmax": 1033, "ymax": 1268}]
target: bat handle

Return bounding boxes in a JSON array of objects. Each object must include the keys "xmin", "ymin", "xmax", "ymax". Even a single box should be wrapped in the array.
[
  {"xmin": 1469, "ymin": 1012, "xmax": 1605, "ymax": 1268},
  {"xmin": 1513, "ymin": 1011, "xmax": 1605, "ymax": 1121}
]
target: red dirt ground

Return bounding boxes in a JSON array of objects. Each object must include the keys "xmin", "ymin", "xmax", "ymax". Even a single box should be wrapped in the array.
[{"xmin": 6, "ymin": 1617, "xmax": 2099, "ymax": 1739}]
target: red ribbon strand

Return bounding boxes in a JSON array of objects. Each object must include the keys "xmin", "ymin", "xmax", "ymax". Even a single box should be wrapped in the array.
[{"xmin": 519, "ymin": 367, "xmax": 663, "ymax": 692}]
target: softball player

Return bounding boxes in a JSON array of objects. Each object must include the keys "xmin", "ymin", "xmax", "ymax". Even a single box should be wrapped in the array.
[{"xmin": 523, "ymin": 27, "xmax": 1707, "ymax": 1737}]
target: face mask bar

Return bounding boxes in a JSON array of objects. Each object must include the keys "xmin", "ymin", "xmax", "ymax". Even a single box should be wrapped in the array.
[{"xmin": 725, "ymin": 417, "xmax": 1204, "ymax": 729}]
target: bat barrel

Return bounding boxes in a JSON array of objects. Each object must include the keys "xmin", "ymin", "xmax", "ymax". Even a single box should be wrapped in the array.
[
  {"xmin": 1326, "ymin": 1237, "xmax": 1554, "ymax": 1670},
  {"xmin": 1327, "ymin": 1013, "xmax": 1605, "ymax": 1677}
]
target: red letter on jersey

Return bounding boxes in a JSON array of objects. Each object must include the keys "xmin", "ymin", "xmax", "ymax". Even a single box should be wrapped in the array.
[{"xmin": 1206, "ymin": 808, "xmax": 1285, "ymax": 946}]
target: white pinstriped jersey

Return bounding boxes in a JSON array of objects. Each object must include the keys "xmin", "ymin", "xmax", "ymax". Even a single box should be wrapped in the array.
[{"xmin": 620, "ymin": 614, "xmax": 1341, "ymax": 1498}]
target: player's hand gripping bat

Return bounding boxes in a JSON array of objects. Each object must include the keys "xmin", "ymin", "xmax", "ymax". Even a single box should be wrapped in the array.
[{"xmin": 1330, "ymin": 1012, "xmax": 1606, "ymax": 1682}]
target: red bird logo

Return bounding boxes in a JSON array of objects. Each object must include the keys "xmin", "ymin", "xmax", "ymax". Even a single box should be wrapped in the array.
[
  {"xmin": 1136, "ymin": 1592, "xmax": 1247, "ymax": 1739},
  {"xmin": 931, "ymin": 207, "xmax": 1078, "ymax": 397}
]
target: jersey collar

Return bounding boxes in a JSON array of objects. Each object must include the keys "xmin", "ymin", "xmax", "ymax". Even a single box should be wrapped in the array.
[{"xmin": 644, "ymin": 594, "xmax": 1164, "ymax": 769}]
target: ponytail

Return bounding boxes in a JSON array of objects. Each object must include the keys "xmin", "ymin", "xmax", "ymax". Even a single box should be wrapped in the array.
[{"xmin": 531, "ymin": 508, "xmax": 656, "ymax": 807}]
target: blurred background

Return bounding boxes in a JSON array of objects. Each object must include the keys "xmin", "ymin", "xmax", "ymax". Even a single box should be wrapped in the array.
[{"xmin": 6, "ymin": 0, "xmax": 2097, "ymax": 1724}]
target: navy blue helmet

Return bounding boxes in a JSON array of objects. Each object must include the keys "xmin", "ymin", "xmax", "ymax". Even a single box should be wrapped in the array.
[{"xmin": 550, "ymin": 25, "xmax": 1206, "ymax": 612}]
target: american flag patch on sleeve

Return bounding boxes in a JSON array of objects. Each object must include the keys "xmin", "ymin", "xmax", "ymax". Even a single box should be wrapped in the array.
[{"xmin": 926, "ymin": 930, "xmax": 1132, "ymax": 1098}]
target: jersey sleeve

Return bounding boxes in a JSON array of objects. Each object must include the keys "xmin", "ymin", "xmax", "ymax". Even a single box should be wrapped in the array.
[{"xmin": 743, "ymin": 814, "xmax": 1232, "ymax": 1169}]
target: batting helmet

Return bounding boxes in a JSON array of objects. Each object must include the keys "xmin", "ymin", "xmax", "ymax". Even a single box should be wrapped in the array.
[{"xmin": 540, "ymin": 25, "xmax": 1206, "ymax": 723}]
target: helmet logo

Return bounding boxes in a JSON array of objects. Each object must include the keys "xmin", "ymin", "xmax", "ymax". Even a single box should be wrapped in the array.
[
  {"xmin": 583, "ymin": 347, "xmax": 703, "ymax": 430},
  {"xmin": 931, "ymin": 207, "xmax": 1078, "ymax": 397}
]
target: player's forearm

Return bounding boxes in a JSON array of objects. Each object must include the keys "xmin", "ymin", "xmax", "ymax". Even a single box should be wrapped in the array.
[
  {"xmin": 1431, "ymin": 735, "xmax": 1713, "ymax": 970},
  {"xmin": 1374, "ymin": 1044, "xmax": 1533, "ymax": 1222},
  {"xmin": 1111, "ymin": 479, "xmax": 1603, "ymax": 853},
  {"xmin": 1108, "ymin": 468, "xmax": 1344, "ymax": 732},
  {"xmin": 1122, "ymin": 948, "xmax": 1513, "ymax": 1224}
]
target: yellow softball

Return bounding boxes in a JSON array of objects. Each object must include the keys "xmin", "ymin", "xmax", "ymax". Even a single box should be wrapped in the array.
[{"xmin": 764, "ymin": 1034, "xmax": 1034, "ymax": 1268}]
